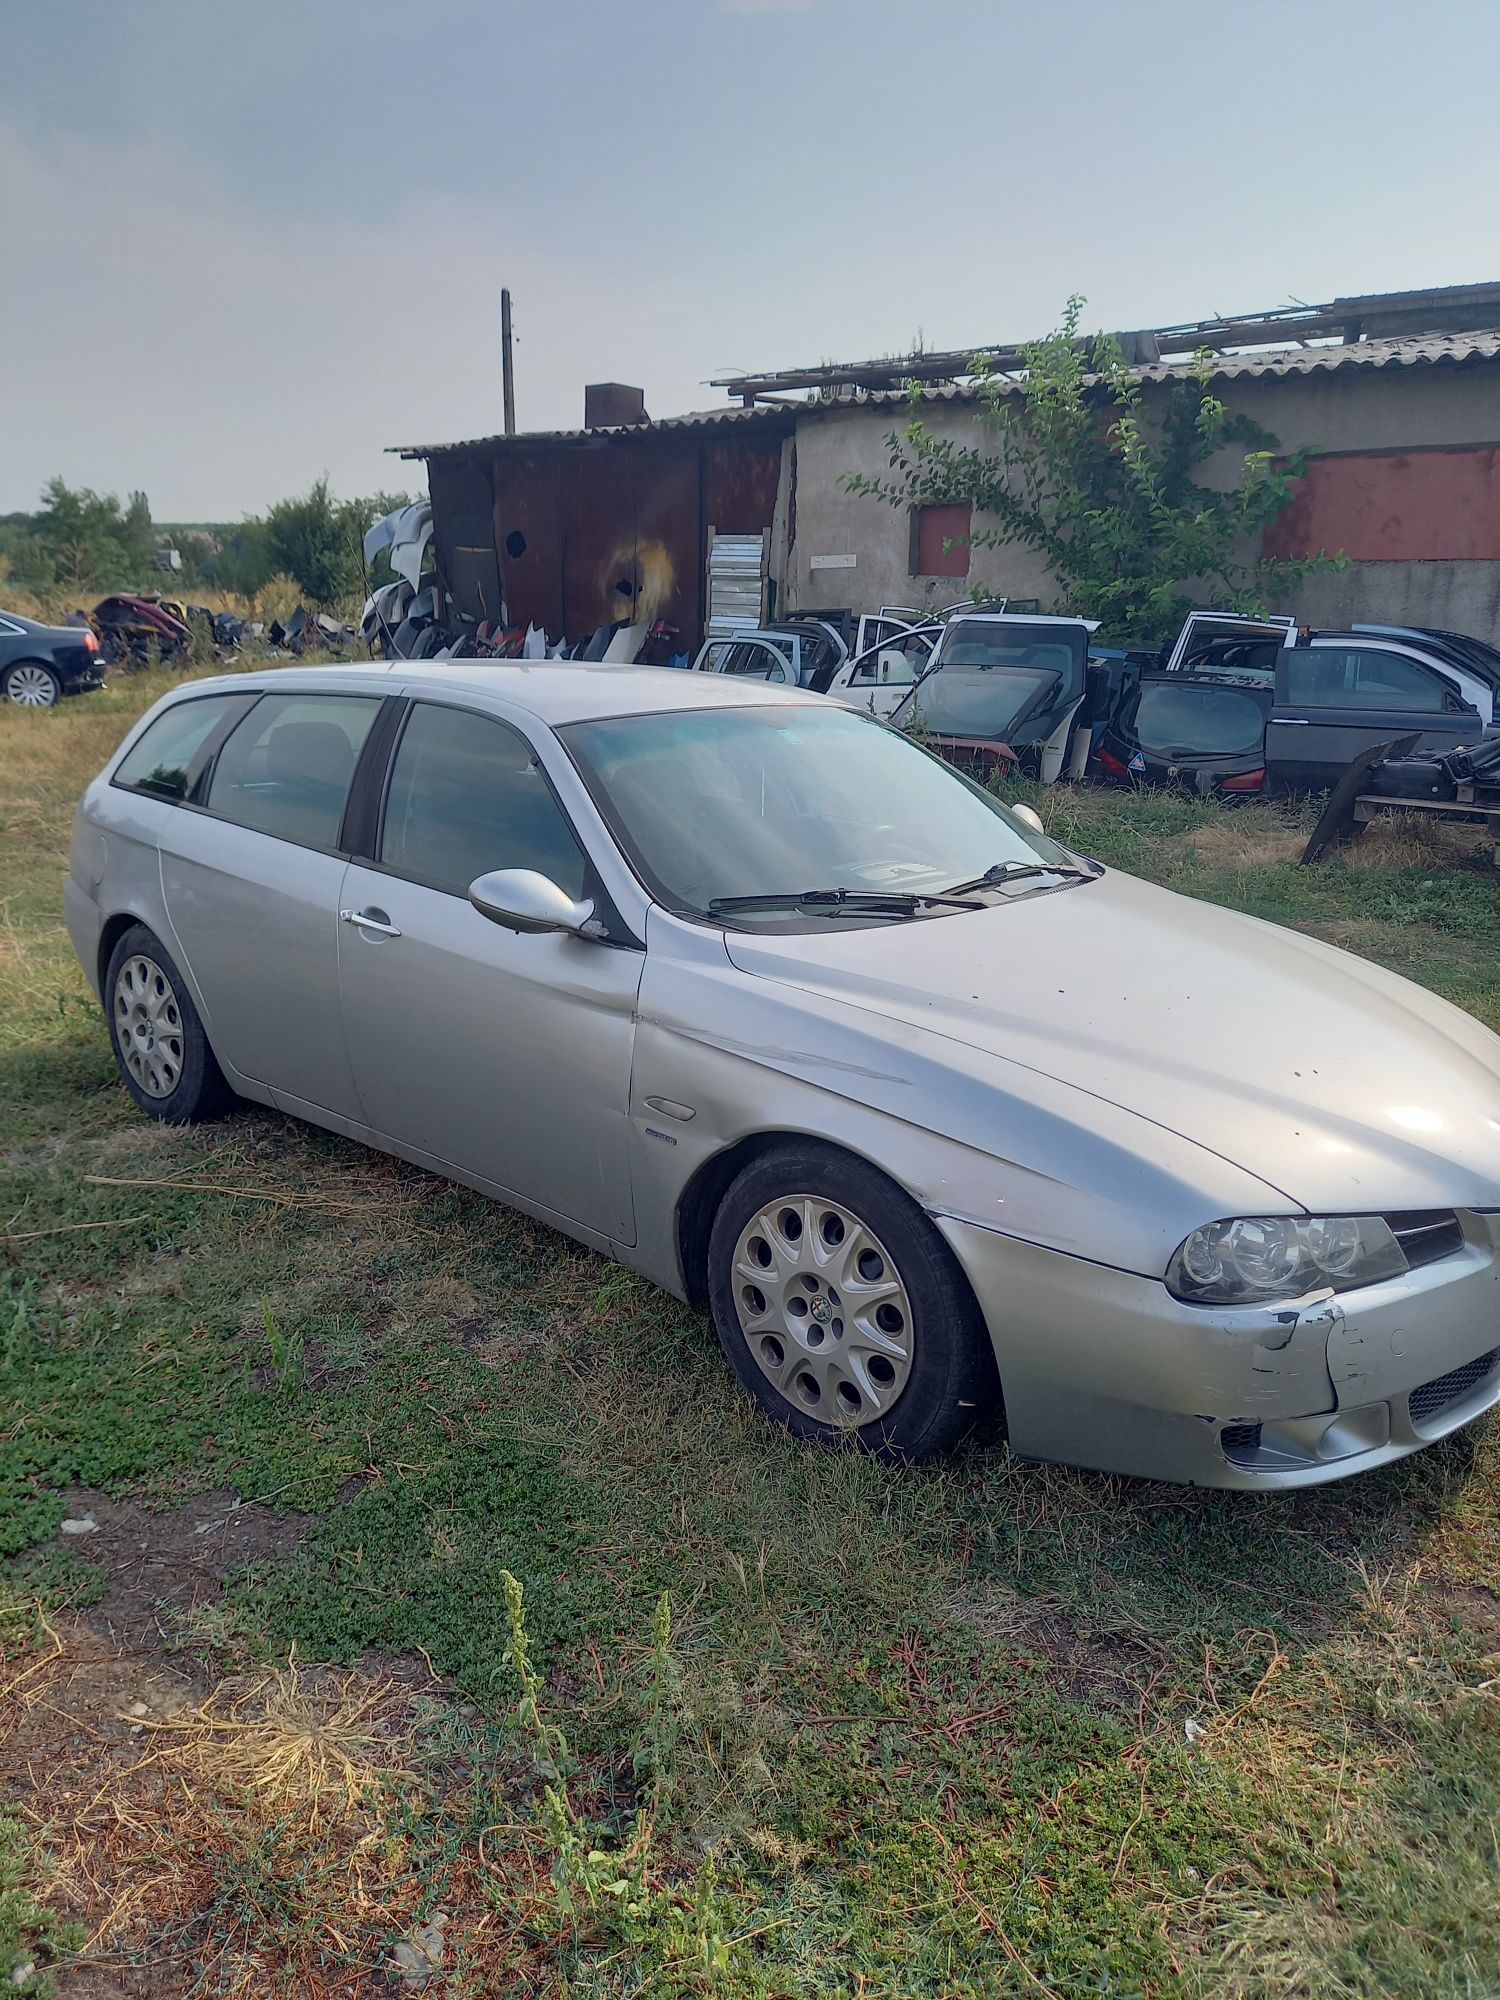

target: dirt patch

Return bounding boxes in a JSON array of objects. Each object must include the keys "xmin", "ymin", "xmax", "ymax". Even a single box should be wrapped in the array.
[
  {"xmin": 1422, "ymin": 1579, "xmax": 1500, "ymax": 1648},
  {"xmin": 46, "ymin": 1486, "xmax": 313, "ymax": 1656},
  {"xmin": 941, "ymin": 1587, "xmax": 1173, "ymax": 1717},
  {"xmin": 1, "ymin": 1626, "xmax": 460, "ymax": 1999}
]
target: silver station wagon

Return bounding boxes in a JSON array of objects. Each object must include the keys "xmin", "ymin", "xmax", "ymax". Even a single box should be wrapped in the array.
[{"xmin": 66, "ymin": 663, "xmax": 1500, "ymax": 1488}]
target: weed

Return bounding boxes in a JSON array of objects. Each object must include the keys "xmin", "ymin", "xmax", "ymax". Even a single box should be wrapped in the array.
[{"xmin": 259, "ymin": 1297, "xmax": 304, "ymax": 1392}]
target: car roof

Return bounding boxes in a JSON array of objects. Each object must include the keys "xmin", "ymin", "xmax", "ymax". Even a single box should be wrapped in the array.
[{"xmin": 162, "ymin": 659, "xmax": 821, "ymax": 725}]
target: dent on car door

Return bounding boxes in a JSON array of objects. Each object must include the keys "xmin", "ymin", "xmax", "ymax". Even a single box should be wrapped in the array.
[
  {"xmin": 335, "ymin": 700, "xmax": 644, "ymax": 1242},
  {"xmin": 154, "ymin": 689, "xmax": 386, "ymax": 1113},
  {"xmin": 1268, "ymin": 646, "xmax": 1483, "ymax": 791}
]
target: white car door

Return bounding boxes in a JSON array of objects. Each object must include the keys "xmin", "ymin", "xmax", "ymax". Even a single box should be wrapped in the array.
[
  {"xmin": 693, "ymin": 637, "xmax": 797, "ymax": 684},
  {"xmin": 826, "ymin": 628, "xmax": 939, "ymax": 716}
]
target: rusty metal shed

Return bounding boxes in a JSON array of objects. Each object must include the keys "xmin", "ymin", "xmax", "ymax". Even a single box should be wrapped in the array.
[{"xmin": 391, "ymin": 405, "xmax": 794, "ymax": 649}]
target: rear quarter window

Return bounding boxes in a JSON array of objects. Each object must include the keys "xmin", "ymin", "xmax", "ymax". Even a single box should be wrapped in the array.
[{"xmin": 112, "ymin": 693, "xmax": 253, "ymax": 802}]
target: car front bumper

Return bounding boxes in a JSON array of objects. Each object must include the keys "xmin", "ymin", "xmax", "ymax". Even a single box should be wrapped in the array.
[{"xmin": 936, "ymin": 1208, "xmax": 1500, "ymax": 1488}]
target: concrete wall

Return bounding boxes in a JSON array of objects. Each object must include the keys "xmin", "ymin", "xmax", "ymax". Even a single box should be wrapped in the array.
[
  {"xmin": 784, "ymin": 403, "xmax": 1060, "ymax": 619},
  {"xmin": 780, "ymin": 358, "xmax": 1500, "ymax": 638}
]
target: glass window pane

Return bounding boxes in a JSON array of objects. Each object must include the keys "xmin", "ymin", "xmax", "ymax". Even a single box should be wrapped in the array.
[
  {"xmin": 207, "ymin": 693, "xmax": 380, "ymax": 848},
  {"xmin": 1287, "ymin": 647, "xmax": 1449, "ymax": 712},
  {"xmin": 114, "ymin": 693, "xmax": 249, "ymax": 801},
  {"xmin": 1132, "ymin": 682, "xmax": 1267, "ymax": 755},
  {"xmin": 564, "ymin": 704, "xmax": 1068, "ymax": 924},
  {"xmin": 380, "ymin": 703, "xmax": 587, "ymax": 898}
]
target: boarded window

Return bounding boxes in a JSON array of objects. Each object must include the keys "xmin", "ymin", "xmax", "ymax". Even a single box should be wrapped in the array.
[
  {"xmin": 911, "ymin": 504, "xmax": 972, "ymax": 578},
  {"xmin": 1264, "ymin": 448, "xmax": 1500, "ymax": 563}
]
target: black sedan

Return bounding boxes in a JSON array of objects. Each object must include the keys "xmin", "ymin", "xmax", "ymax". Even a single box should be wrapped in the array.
[{"xmin": 0, "ymin": 610, "xmax": 107, "ymax": 708}]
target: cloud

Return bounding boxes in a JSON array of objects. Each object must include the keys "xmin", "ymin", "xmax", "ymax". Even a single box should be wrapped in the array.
[
  {"xmin": 721, "ymin": 0, "xmax": 815, "ymax": 11},
  {"xmin": 0, "ymin": 128, "xmax": 734, "ymax": 517}
]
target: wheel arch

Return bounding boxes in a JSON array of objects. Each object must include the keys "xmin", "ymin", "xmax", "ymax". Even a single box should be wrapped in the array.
[
  {"xmin": 674, "ymin": 1126, "xmax": 975, "ymax": 1313},
  {"xmin": 97, "ymin": 911, "xmax": 151, "ymax": 1000},
  {"xmin": 4, "ymin": 656, "xmax": 63, "ymax": 693}
]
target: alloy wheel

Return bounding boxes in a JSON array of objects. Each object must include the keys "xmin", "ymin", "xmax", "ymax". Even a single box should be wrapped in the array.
[
  {"xmin": 731, "ymin": 1194, "xmax": 914, "ymax": 1425},
  {"xmin": 6, "ymin": 666, "xmax": 59, "ymax": 708},
  {"xmin": 113, "ymin": 954, "xmax": 185, "ymax": 1098}
]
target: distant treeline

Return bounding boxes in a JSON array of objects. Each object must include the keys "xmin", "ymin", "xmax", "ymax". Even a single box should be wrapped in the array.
[{"xmin": 0, "ymin": 476, "xmax": 418, "ymax": 610}]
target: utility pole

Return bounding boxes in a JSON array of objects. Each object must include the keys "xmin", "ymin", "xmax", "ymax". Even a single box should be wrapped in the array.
[{"xmin": 501, "ymin": 288, "xmax": 517, "ymax": 437}]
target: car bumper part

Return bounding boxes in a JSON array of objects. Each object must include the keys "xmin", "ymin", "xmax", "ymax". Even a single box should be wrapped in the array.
[{"xmin": 936, "ymin": 1209, "xmax": 1500, "ymax": 1488}]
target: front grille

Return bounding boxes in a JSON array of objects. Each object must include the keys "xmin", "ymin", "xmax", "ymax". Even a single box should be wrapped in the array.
[
  {"xmin": 1220, "ymin": 1421, "xmax": 1262, "ymax": 1466},
  {"xmin": 1386, "ymin": 1211, "xmax": 1465, "ymax": 1271},
  {"xmin": 1409, "ymin": 1349, "xmax": 1499, "ymax": 1429}
]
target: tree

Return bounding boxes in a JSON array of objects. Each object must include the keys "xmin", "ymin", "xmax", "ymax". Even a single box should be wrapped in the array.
[
  {"xmin": 844, "ymin": 296, "xmax": 1338, "ymax": 648},
  {"xmin": 30, "ymin": 478, "xmax": 157, "ymax": 594},
  {"xmin": 261, "ymin": 480, "xmax": 421, "ymax": 606},
  {"xmin": 262, "ymin": 478, "xmax": 365, "ymax": 606}
]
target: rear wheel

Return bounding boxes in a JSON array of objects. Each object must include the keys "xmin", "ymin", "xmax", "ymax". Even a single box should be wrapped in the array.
[
  {"xmin": 105, "ymin": 924, "xmax": 235, "ymax": 1123},
  {"xmin": 3, "ymin": 661, "xmax": 62, "ymax": 708},
  {"xmin": 708, "ymin": 1143, "xmax": 995, "ymax": 1460}
]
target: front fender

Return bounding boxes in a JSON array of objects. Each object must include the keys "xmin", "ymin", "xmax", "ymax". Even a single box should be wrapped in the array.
[{"xmin": 620, "ymin": 910, "xmax": 1292, "ymax": 1299}]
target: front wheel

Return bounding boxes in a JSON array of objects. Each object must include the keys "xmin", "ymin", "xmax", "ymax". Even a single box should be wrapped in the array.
[
  {"xmin": 104, "ymin": 924, "xmax": 235, "ymax": 1123},
  {"xmin": 3, "ymin": 661, "xmax": 62, "ymax": 708},
  {"xmin": 708, "ymin": 1143, "xmax": 995, "ymax": 1460}
]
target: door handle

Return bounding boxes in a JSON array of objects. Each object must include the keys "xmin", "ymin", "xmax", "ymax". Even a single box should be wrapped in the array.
[
  {"xmin": 1274, "ymin": 718, "xmax": 1311, "ymax": 726},
  {"xmin": 341, "ymin": 907, "xmax": 402, "ymax": 938}
]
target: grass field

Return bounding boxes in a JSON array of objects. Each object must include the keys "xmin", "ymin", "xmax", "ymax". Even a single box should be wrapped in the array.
[{"xmin": 3, "ymin": 669, "xmax": 1500, "ymax": 1998}]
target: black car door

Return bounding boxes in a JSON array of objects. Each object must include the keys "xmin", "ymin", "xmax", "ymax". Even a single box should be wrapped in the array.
[{"xmin": 1267, "ymin": 644, "xmax": 1482, "ymax": 791}]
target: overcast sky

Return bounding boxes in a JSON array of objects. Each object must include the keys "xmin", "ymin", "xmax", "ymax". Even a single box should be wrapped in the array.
[{"xmin": 6, "ymin": 0, "xmax": 1499, "ymax": 519}]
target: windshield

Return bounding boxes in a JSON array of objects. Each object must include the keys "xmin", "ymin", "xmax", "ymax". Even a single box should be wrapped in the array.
[
  {"xmin": 1129, "ymin": 680, "xmax": 1268, "ymax": 757},
  {"xmin": 562, "ymin": 704, "xmax": 1076, "ymax": 928},
  {"xmin": 897, "ymin": 666, "xmax": 1060, "ymax": 741}
]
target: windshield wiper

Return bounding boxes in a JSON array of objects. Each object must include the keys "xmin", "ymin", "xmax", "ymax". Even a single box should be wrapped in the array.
[
  {"xmin": 936, "ymin": 859, "xmax": 1098, "ymax": 898},
  {"xmin": 707, "ymin": 886, "xmax": 985, "ymax": 918}
]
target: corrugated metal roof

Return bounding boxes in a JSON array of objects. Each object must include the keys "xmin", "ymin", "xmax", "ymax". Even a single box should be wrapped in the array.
[
  {"xmin": 797, "ymin": 329, "xmax": 1500, "ymax": 413},
  {"xmin": 391, "ymin": 402, "xmax": 791, "ymax": 460},
  {"xmin": 392, "ymin": 330, "xmax": 1500, "ymax": 459}
]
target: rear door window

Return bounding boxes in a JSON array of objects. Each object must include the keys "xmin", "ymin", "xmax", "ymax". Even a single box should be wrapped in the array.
[
  {"xmin": 113, "ymin": 693, "xmax": 256, "ymax": 802},
  {"xmin": 1285, "ymin": 648, "xmax": 1453, "ymax": 713},
  {"xmin": 379, "ymin": 702, "xmax": 588, "ymax": 899},
  {"xmin": 206, "ymin": 693, "xmax": 381, "ymax": 849}
]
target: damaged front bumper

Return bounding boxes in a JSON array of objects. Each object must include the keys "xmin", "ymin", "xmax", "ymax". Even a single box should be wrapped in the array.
[{"xmin": 936, "ymin": 1209, "xmax": 1500, "ymax": 1488}]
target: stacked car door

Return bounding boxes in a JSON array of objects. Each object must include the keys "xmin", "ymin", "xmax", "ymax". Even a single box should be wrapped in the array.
[{"xmin": 1267, "ymin": 644, "xmax": 1484, "ymax": 791}]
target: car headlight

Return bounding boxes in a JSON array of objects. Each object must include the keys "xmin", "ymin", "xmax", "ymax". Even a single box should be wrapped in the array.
[{"xmin": 1166, "ymin": 1215, "xmax": 1407, "ymax": 1305}]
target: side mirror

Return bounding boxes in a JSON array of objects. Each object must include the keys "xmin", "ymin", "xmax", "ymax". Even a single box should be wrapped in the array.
[
  {"xmin": 1010, "ymin": 802, "xmax": 1045, "ymax": 834},
  {"xmin": 468, "ymin": 868, "xmax": 598, "ymax": 937}
]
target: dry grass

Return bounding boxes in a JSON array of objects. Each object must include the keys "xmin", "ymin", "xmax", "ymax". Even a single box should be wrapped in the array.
[
  {"xmin": 1167, "ymin": 811, "xmax": 1494, "ymax": 874},
  {"xmin": 1168, "ymin": 822, "xmax": 1309, "ymax": 869},
  {"xmin": 133, "ymin": 1655, "xmax": 405, "ymax": 1833},
  {"xmin": 5, "ymin": 1622, "xmax": 558, "ymax": 1998},
  {"xmin": 1347, "ymin": 809, "xmax": 1495, "ymax": 871}
]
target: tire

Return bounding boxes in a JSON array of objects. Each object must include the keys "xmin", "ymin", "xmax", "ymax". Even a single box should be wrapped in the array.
[
  {"xmin": 708, "ymin": 1142, "xmax": 995, "ymax": 1461},
  {"xmin": 3, "ymin": 660, "xmax": 63, "ymax": 708},
  {"xmin": 104, "ymin": 924, "xmax": 235, "ymax": 1123}
]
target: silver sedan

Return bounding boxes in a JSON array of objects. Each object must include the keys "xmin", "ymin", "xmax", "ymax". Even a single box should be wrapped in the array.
[{"xmin": 66, "ymin": 662, "xmax": 1500, "ymax": 1487}]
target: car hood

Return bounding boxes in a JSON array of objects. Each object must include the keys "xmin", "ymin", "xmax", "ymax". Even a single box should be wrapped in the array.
[{"xmin": 723, "ymin": 869, "xmax": 1500, "ymax": 1215}]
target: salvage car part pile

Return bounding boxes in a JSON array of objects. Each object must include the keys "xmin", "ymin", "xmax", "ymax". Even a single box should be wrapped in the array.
[{"xmin": 358, "ymin": 502, "xmax": 682, "ymax": 667}]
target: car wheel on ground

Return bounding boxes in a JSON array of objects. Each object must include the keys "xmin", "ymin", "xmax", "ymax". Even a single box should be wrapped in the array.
[
  {"xmin": 708, "ymin": 1141, "xmax": 994, "ymax": 1459},
  {"xmin": 3, "ymin": 661, "xmax": 63, "ymax": 708},
  {"xmin": 104, "ymin": 923, "xmax": 235, "ymax": 1123}
]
